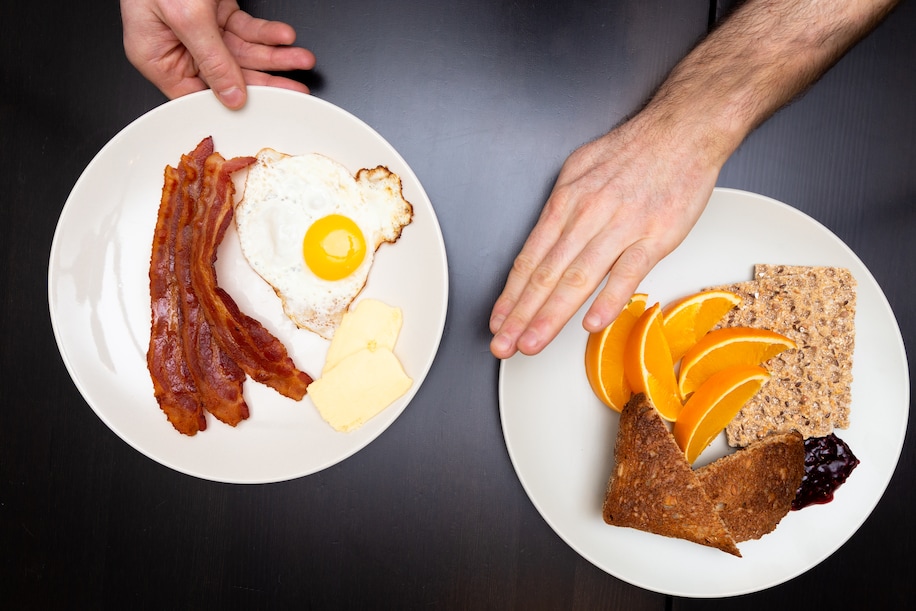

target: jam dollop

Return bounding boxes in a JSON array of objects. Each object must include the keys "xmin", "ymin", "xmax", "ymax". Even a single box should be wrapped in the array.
[{"xmin": 792, "ymin": 433, "xmax": 860, "ymax": 510}]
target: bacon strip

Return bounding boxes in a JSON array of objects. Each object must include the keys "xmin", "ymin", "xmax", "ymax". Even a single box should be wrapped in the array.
[
  {"xmin": 173, "ymin": 139, "xmax": 250, "ymax": 426},
  {"xmin": 190, "ymin": 152, "xmax": 313, "ymax": 400},
  {"xmin": 147, "ymin": 148, "xmax": 207, "ymax": 435}
]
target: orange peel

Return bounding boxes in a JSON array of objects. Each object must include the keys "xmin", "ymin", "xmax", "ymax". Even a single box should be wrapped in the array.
[
  {"xmin": 623, "ymin": 302, "xmax": 683, "ymax": 421},
  {"xmin": 678, "ymin": 327, "xmax": 796, "ymax": 400},
  {"xmin": 584, "ymin": 294, "xmax": 648, "ymax": 411},
  {"xmin": 662, "ymin": 289, "xmax": 742, "ymax": 362},
  {"xmin": 673, "ymin": 365, "xmax": 771, "ymax": 463}
]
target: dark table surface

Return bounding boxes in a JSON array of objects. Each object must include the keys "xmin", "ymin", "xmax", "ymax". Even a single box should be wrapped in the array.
[{"xmin": 2, "ymin": 0, "xmax": 914, "ymax": 608}]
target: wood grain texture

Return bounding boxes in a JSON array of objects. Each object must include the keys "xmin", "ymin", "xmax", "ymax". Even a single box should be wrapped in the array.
[{"xmin": 1, "ymin": 0, "xmax": 913, "ymax": 608}]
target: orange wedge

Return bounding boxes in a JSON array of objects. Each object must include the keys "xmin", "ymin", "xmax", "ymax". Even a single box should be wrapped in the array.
[
  {"xmin": 662, "ymin": 289, "xmax": 742, "ymax": 362},
  {"xmin": 623, "ymin": 302, "xmax": 683, "ymax": 421},
  {"xmin": 584, "ymin": 293, "xmax": 648, "ymax": 411},
  {"xmin": 673, "ymin": 365, "xmax": 770, "ymax": 463},
  {"xmin": 677, "ymin": 327, "xmax": 796, "ymax": 399}
]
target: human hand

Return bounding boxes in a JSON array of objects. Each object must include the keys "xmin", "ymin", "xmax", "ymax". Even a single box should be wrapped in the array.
[
  {"xmin": 489, "ymin": 113, "xmax": 722, "ymax": 359},
  {"xmin": 120, "ymin": 0, "xmax": 316, "ymax": 109},
  {"xmin": 488, "ymin": 0, "xmax": 901, "ymax": 360}
]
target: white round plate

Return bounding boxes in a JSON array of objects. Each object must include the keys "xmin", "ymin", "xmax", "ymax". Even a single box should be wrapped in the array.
[
  {"xmin": 499, "ymin": 188, "xmax": 908, "ymax": 597},
  {"xmin": 49, "ymin": 87, "xmax": 448, "ymax": 483}
]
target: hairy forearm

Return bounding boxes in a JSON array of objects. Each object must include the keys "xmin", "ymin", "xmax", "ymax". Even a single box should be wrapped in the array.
[{"xmin": 642, "ymin": 0, "xmax": 900, "ymax": 168}]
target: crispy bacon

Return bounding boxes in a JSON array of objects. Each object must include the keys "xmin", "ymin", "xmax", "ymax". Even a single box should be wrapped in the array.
[
  {"xmin": 148, "ymin": 138, "xmax": 312, "ymax": 435},
  {"xmin": 147, "ymin": 147, "xmax": 208, "ymax": 435},
  {"xmin": 174, "ymin": 139, "xmax": 250, "ymax": 427},
  {"xmin": 190, "ymin": 151, "xmax": 313, "ymax": 400}
]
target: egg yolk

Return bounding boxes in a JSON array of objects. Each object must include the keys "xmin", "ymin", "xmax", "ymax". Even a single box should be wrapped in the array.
[{"xmin": 303, "ymin": 214, "xmax": 367, "ymax": 281}]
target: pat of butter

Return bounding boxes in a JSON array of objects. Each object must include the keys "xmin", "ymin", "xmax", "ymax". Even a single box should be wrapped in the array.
[
  {"xmin": 324, "ymin": 299, "xmax": 402, "ymax": 374},
  {"xmin": 308, "ymin": 347, "xmax": 412, "ymax": 432}
]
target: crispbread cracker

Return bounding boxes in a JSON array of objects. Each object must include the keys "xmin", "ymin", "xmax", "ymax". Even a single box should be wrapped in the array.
[{"xmin": 707, "ymin": 265, "xmax": 856, "ymax": 446}]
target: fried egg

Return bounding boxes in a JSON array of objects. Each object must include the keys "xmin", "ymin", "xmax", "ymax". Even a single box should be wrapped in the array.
[{"xmin": 235, "ymin": 149, "xmax": 412, "ymax": 339}]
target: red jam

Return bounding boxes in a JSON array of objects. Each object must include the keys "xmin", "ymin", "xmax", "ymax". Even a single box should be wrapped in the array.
[{"xmin": 792, "ymin": 433, "xmax": 859, "ymax": 511}]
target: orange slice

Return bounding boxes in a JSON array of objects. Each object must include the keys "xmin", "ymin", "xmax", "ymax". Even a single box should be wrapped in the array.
[
  {"xmin": 673, "ymin": 365, "xmax": 770, "ymax": 463},
  {"xmin": 623, "ymin": 302, "xmax": 683, "ymax": 421},
  {"xmin": 584, "ymin": 293, "xmax": 648, "ymax": 411},
  {"xmin": 677, "ymin": 327, "xmax": 796, "ymax": 399},
  {"xmin": 662, "ymin": 289, "xmax": 742, "ymax": 362}
]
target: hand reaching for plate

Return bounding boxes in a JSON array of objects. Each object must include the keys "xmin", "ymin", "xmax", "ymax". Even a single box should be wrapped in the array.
[
  {"xmin": 488, "ymin": 111, "xmax": 719, "ymax": 358},
  {"xmin": 489, "ymin": 0, "xmax": 899, "ymax": 359}
]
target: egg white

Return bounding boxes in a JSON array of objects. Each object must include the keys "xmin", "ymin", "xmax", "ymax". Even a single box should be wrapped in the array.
[{"xmin": 234, "ymin": 149, "xmax": 411, "ymax": 339}]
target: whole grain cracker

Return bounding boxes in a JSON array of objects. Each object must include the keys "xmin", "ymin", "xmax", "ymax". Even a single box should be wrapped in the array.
[{"xmin": 707, "ymin": 265, "xmax": 856, "ymax": 446}]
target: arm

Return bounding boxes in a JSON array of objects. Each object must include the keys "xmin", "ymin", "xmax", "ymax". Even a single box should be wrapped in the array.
[
  {"xmin": 489, "ymin": 0, "xmax": 899, "ymax": 359},
  {"xmin": 120, "ymin": 0, "xmax": 316, "ymax": 109}
]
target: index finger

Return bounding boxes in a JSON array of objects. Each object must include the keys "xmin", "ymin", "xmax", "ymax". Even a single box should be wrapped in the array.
[
  {"xmin": 495, "ymin": 220, "xmax": 632, "ymax": 357},
  {"xmin": 490, "ymin": 200, "xmax": 617, "ymax": 357}
]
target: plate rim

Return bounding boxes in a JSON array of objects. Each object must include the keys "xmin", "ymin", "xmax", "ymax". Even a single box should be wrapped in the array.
[
  {"xmin": 498, "ymin": 186, "xmax": 910, "ymax": 597},
  {"xmin": 47, "ymin": 87, "xmax": 449, "ymax": 483}
]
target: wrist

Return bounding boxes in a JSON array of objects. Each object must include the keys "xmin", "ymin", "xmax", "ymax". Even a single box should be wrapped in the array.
[{"xmin": 633, "ymin": 90, "xmax": 742, "ymax": 177}]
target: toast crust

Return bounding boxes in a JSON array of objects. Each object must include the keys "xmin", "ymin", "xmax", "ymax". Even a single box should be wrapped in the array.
[
  {"xmin": 696, "ymin": 431, "xmax": 804, "ymax": 542},
  {"xmin": 602, "ymin": 394, "xmax": 741, "ymax": 557}
]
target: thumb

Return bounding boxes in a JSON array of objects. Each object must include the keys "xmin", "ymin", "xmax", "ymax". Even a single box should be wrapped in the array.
[{"xmin": 178, "ymin": 23, "xmax": 247, "ymax": 109}]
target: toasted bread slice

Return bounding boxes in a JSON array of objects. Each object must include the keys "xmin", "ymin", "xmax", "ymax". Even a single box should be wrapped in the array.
[
  {"xmin": 696, "ymin": 431, "xmax": 804, "ymax": 542},
  {"xmin": 602, "ymin": 394, "xmax": 741, "ymax": 556}
]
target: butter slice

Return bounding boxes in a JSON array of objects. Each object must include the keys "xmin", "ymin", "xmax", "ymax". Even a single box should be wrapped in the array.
[
  {"xmin": 308, "ymin": 347, "xmax": 412, "ymax": 432},
  {"xmin": 324, "ymin": 299, "xmax": 403, "ymax": 374}
]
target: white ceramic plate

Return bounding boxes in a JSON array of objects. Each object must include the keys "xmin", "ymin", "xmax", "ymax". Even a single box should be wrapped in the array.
[
  {"xmin": 49, "ymin": 88, "xmax": 448, "ymax": 483},
  {"xmin": 499, "ymin": 188, "xmax": 908, "ymax": 598}
]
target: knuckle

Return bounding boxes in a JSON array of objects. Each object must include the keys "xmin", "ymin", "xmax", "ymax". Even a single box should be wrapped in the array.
[
  {"xmin": 166, "ymin": 2, "xmax": 208, "ymax": 30},
  {"xmin": 511, "ymin": 252, "xmax": 539, "ymax": 277},
  {"xmin": 615, "ymin": 242, "xmax": 654, "ymax": 278},
  {"xmin": 559, "ymin": 263, "xmax": 590, "ymax": 290},
  {"xmin": 576, "ymin": 192, "xmax": 605, "ymax": 216},
  {"xmin": 491, "ymin": 294, "xmax": 516, "ymax": 321},
  {"xmin": 546, "ymin": 183, "xmax": 572, "ymax": 206},
  {"xmin": 541, "ymin": 187, "xmax": 575, "ymax": 222},
  {"xmin": 201, "ymin": 57, "xmax": 233, "ymax": 80},
  {"xmin": 529, "ymin": 264, "xmax": 558, "ymax": 290}
]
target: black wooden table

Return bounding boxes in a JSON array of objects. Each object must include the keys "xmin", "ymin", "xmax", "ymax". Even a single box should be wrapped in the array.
[{"xmin": 2, "ymin": 1, "xmax": 913, "ymax": 608}]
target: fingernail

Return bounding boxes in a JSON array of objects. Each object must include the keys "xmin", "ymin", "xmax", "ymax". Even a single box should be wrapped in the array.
[
  {"xmin": 218, "ymin": 86, "xmax": 245, "ymax": 109},
  {"xmin": 583, "ymin": 312, "xmax": 603, "ymax": 331},
  {"xmin": 489, "ymin": 313, "xmax": 505, "ymax": 333},
  {"xmin": 491, "ymin": 333, "xmax": 512, "ymax": 355},
  {"xmin": 518, "ymin": 329, "xmax": 540, "ymax": 353}
]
